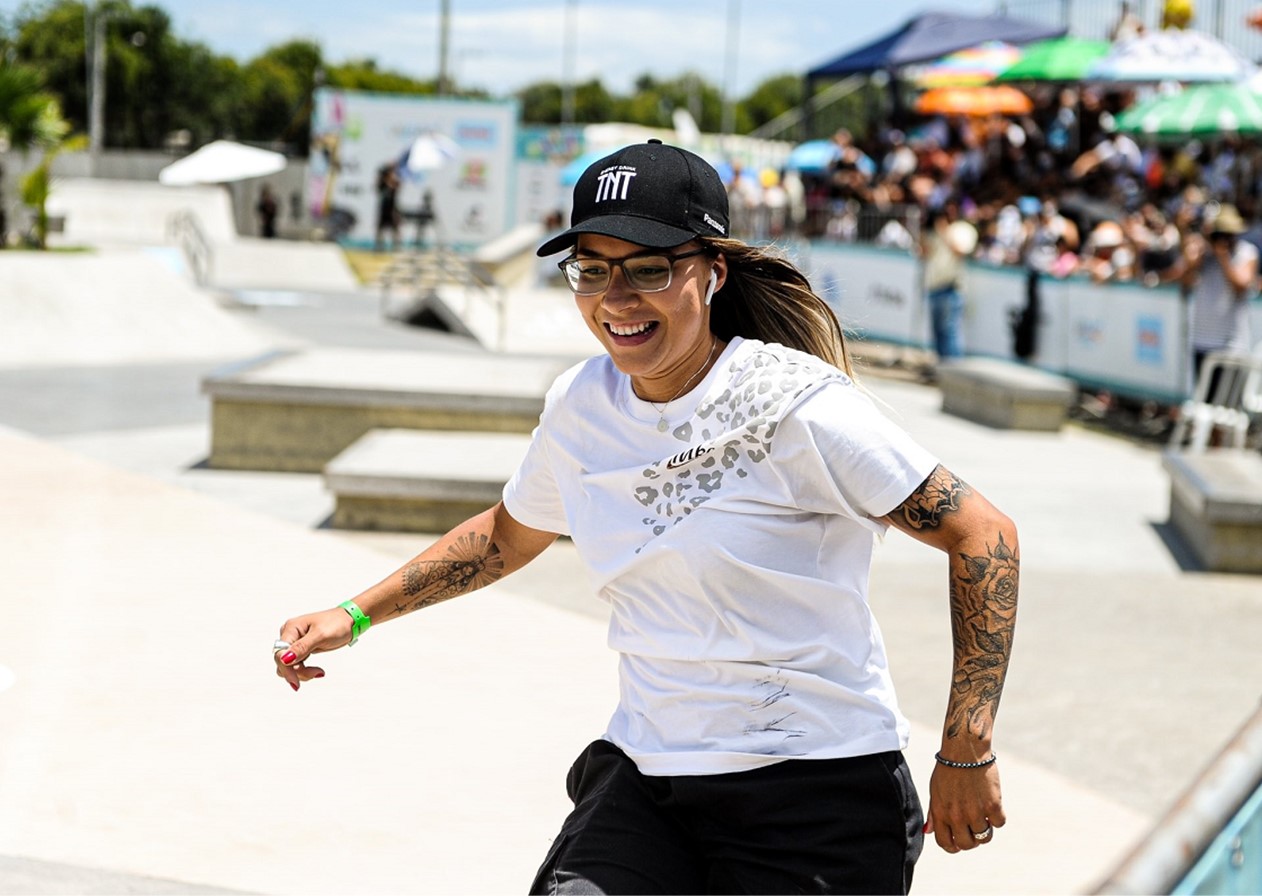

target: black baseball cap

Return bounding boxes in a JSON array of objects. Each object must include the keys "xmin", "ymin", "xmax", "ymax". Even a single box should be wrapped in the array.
[{"xmin": 537, "ymin": 139, "xmax": 730, "ymax": 257}]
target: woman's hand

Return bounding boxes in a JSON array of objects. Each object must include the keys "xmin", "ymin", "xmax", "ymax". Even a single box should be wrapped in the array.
[
  {"xmin": 924, "ymin": 762, "xmax": 1006, "ymax": 852},
  {"xmin": 273, "ymin": 607, "xmax": 354, "ymax": 691}
]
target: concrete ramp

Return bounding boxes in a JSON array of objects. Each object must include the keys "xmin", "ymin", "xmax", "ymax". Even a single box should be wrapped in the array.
[
  {"xmin": 210, "ymin": 238, "xmax": 359, "ymax": 293},
  {"xmin": 0, "ymin": 249, "xmax": 288, "ymax": 369},
  {"xmin": 47, "ymin": 178, "xmax": 238, "ymax": 245},
  {"xmin": 0, "ymin": 425, "xmax": 618, "ymax": 894}
]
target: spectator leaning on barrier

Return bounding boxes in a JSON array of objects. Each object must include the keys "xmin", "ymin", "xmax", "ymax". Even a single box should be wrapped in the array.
[
  {"xmin": 1179, "ymin": 202, "xmax": 1258, "ymax": 389},
  {"xmin": 1080, "ymin": 220, "xmax": 1136, "ymax": 284},
  {"xmin": 920, "ymin": 201, "xmax": 976, "ymax": 362}
]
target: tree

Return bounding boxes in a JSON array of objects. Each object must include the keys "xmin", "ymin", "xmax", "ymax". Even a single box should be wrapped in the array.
[
  {"xmin": 0, "ymin": 60, "xmax": 69, "ymax": 149},
  {"xmin": 517, "ymin": 78, "xmax": 615, "ymax": 125},
  {"xmin": 741, "ymin": 73, "xmax": 803, "ymax": 135},
  {"xmin": 237, "ymin": 40, "xmax": 322, "ymax": 150}
]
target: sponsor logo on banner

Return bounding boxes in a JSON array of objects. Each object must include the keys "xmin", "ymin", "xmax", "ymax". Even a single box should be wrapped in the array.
[
  {"xmin": 1135, "ymin": 314, "xmax": 1164, "ymax": 365},
  {"xmin": 1074, "ymin": 318, "xmax": 1104, "ymax": 347},
  {"xmin": 456, "ymin": 122, "xmax": 497, "ymax": 146},
  {"xmin": 868, "ymin": 283, "xmax": 906, "ymax": 307}
]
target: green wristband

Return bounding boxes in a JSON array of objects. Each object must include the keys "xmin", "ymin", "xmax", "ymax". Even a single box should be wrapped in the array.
[{"xmin": 339, "ymin": 600, "xmax": 371, "ymax": 646}]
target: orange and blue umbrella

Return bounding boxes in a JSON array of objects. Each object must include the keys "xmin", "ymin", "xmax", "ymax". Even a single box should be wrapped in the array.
[{"xmin": 915, "ymin": 41, "xmax": 1023, "ymax": 88}]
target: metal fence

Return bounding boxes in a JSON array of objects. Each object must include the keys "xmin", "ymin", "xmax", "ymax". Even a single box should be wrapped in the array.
[{"xmin": 997, "ymin": 0, "xmax": 1262, "ymax": 61}]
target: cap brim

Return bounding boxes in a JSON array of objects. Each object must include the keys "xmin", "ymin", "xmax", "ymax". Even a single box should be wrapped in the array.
[{"xmin": 536, "ymin": 215, "xmax": 698, "ymax": 257}]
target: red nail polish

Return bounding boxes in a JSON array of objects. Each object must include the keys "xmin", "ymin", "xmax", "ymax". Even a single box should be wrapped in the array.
[
  {"xmin": 290, "ymin": 681, "xmax": 299, "ymax": 692},
  {"xmin": 922, "ymin": 822, "xmax": 930, "ymax": 834},
  {"xmin": 314, "ymin": 671, "xmax": 325, "ymax": 678},
  {"xmin": 281, "ymin": 651, "xmax": 296, "ymax": 664}
]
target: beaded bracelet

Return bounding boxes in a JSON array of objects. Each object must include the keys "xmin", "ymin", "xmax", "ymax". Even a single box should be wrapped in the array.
[{"xmin": 934, "ymin": 751, "xmax": 997, "ymax": 769}]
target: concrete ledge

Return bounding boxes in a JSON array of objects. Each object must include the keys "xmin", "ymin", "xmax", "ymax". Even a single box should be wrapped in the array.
[
  {"xmin": 202, "ymin": 348, "xmax": 569, "ymax": 472},
  {"xmin": 1163, "ymin": 449, "xmax": 1262, "ymax": 573},
  {"xmin": 324, "ymin": 428, "xmax": 531, "ymax": 532},
  {"xmin": 938, "ymin": 358, "xmax": 1077, "ymax": 431}
]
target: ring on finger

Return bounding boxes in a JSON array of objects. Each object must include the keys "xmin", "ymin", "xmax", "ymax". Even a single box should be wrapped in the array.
[{"xmin": 972, "ymin": 824, "xmax": 993, "ymax": 841}]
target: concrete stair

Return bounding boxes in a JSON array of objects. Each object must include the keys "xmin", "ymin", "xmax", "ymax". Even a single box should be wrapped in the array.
[
  {"xmin": 324, "ymin": 428, "xmax": 531, "ymax": 532},
  {"xmin": 201, "ymin": 347, "xmax": 571, "ymax": 473}
]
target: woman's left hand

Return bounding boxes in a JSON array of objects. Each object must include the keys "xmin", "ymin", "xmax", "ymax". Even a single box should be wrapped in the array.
[{"xmin": 924, "ymin": 762, "xmax": 1006, "ymax": 852}]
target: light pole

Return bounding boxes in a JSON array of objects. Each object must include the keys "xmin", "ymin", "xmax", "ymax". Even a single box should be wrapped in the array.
[
  {"xmin": 720, "ymin": 0, "xmax": 740, "ymax": 138},
  {"xmin": 437, "ymin": 0, "xmax": 452, "ymax": 95},
  {"xmin": 561, "ymin": 0, "xmax": 577, "ymax": 126},
  {"xmin": 85, "ymin": 3, "xmax": 106, "ymax": 173}
]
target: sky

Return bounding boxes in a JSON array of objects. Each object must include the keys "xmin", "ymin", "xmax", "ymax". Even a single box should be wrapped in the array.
[{"xmin": 2, "ymin": 0, "xmax": 999, "ymax": 97}]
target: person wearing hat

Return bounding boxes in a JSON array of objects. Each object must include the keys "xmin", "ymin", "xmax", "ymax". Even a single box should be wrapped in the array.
[
  {"xmin": 272, "ymin": 141, "xmax": 1020, "ymax": 894},
  {"xmin": 1180, "ymin": 202, "xmax": 1257, "ymax": 393}
]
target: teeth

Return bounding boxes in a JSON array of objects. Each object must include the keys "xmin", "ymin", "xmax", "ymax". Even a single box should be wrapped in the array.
[{"xmin": 609, "ymin": 322, "xmax": 653, "ymax": 336}]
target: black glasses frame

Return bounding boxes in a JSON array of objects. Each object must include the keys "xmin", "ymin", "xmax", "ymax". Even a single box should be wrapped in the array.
[{"xmin": 558, "ymin": 248, "xmax": 709, "ymax": 295}]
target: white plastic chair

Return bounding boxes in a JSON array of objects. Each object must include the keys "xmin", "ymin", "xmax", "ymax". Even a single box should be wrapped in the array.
[{"xmin": 1169, "ymin": 348, "xmax": 1262, "ymax": 451}]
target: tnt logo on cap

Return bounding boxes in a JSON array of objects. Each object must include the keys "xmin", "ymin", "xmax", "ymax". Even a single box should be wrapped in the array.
[{"xmin": 537, "ymin": 139, "xmax": 730, "ymax": 256}]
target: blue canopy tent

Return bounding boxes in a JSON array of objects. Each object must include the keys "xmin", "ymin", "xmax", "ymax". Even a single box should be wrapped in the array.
[{"xmin": 803, "ymin": 10, "xmax": 1066, "ymax": 134}]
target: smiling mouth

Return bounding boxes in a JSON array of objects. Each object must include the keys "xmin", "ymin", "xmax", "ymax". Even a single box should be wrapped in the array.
[{"xmin": 606, "ymin": 321, "xmax": 659, "ymax": 339}]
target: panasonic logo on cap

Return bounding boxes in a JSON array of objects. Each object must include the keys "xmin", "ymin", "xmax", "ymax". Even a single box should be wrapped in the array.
[{"xmin": 704, "ymin": 213, "xmax": 726, "ymax": 235}]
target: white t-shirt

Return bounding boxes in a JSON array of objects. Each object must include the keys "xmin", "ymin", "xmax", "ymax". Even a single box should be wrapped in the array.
[
  {"xmin": 503, "ymin": 338, "xmax": 939, "ymax": 776},
  {"xmin": 1191, "ymin": 240, "xmax": 1257, "ymax": 354}
]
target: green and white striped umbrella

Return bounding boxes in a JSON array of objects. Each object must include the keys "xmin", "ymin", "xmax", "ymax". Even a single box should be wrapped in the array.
[{"xmin": 1113, "ymin": 82, "xmax": 1262, "ymax": 140}]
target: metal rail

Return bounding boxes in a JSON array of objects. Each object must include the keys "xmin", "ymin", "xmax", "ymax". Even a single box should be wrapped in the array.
[{"xmin": 1095, "ymin": 701, "xmax": 1262, "ymax": 894}]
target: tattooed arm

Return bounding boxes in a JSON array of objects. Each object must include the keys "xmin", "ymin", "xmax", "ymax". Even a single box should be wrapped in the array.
[
  {"xmin": 880, "ymin": 464, "xmax": 1019, "ymax": 854},
  {"xmin": 274, "ymin": 502, "xmax": 557, "ymax": 690}
]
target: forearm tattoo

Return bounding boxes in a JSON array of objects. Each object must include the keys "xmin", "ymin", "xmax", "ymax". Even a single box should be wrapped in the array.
[
  {"xmin": 896, "ymin": 466, "xmax": 1018, "ymax": 742},
  {"xmin": 895, "ymin": 466, "xmax": 972, "ymax": 530},
  {"xmin": 396, "ymin": 532, "xmax": 505, "ymax": 614},
  {"xmin": 947, "ymin": 533, "xmax": 1019, "ymax": 741}
]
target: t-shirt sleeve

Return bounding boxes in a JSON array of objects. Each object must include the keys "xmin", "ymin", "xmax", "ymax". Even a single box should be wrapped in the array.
[
  {"xmin": 772, "ymin": 381, "xmax": 939, "ymax": 525},
  {"xmin": 501, "ymin": 374, "xmax": 573, "ymax": 536}
]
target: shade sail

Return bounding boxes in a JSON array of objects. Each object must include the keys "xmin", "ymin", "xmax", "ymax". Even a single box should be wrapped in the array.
[
  {"xmin": 158, "ymin": 140, "xmax": 286, "ymax": 186},
  {"xmin": 807, "ymin": 11, "xmax": 1066, "ymax": 78}
]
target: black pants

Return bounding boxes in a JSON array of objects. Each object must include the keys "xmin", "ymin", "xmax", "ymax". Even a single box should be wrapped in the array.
[{"xmin": 530, "ymin": 740, "xmax": 923, "ymax": 895}]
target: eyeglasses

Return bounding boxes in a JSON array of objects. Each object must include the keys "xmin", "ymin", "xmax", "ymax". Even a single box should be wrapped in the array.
[{"xmin": 558, "ymin": 248, "xmax": 708, "ymax": 295}]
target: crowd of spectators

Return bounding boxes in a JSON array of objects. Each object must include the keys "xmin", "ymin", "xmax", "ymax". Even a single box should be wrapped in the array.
[{"xmin": 727, "ymin": 85, "xmax": 1262, "ymax": 290}]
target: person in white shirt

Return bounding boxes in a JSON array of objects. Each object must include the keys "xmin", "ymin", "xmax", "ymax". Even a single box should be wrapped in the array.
[
  {"xmin": 1180, "ymin": 202, "xmax": 1258, "ymax": 396},
  {"xmin": 273, "ymin": 141, "xmax": 1020, "ymax": 896}
]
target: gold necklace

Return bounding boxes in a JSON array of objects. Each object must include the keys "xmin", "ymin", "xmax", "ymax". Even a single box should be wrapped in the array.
[{"xmin": 645, "ymin": 337, "xmax": 719, "ymax": 433}]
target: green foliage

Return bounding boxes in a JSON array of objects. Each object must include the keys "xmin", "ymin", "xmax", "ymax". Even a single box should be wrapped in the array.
[
  {"xmin": 0, "ymin": 59, "xmax": 69, "ymax": 148},
  {"xmin": 1, "ymin": 0, "xmax": 813, "ymax": 153},
  {"xmin": 20, "ymin": 131, "xmax": 88, "ymax": 249},
  {"xmin": 742, "ymin": 73, "xmax": 803, "ymax": 133}
]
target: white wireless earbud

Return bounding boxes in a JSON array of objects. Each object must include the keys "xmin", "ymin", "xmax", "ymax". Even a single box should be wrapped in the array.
[{"xmin": 704, "ymin": 270, "xmax": 718, "ymax": 305}]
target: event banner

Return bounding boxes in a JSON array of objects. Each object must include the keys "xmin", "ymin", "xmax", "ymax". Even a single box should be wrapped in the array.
[
  {"xmin": 800, "ymin": 242, "xmax": 1262, "ymax": 403},
  {"xmin": 308, "ymin": 89, "xmax": 518, "ymax": 249}
]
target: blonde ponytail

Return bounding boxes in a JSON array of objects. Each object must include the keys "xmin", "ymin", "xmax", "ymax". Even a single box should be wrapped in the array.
[{"xmin": 701, "ymin": 238, "xmax": 854, "ymax": 377}]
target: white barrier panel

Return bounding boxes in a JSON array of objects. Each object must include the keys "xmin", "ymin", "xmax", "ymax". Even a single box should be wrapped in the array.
[
  {"xmin": 1063, "ymin": 279, "xmax": 1187, "ymax": 400},
  {"xmin": 800, "ymin": 241, "xmax": 1262, "ymax": 403},
  {"xmin": 804, "ymin": 242, "xmax": 928, "ymax": 347}
]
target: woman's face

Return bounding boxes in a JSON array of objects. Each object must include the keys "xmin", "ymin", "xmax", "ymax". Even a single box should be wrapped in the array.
[{"xmin": 572, "ymin": 234, "xmax": 724, "ymax": 400}]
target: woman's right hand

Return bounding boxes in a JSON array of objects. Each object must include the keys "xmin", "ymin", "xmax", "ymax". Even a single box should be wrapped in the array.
[{"xmin": 274, "ymin": 607, "xmax": 355, "ymax": 692}]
